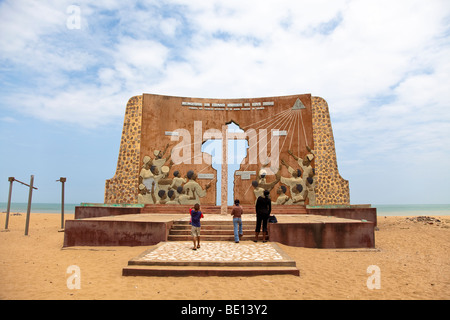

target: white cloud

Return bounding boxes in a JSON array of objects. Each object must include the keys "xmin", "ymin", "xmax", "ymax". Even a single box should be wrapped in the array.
[
  {"xmin": 159, "ymin": 18, "xmax": 181, "ymax": 37},
  {"xmin": 1, "ymin": 0, "xmax": 449, "ymax": 155},
  {"xmin": 0, "ymin": 0, "xmax": 66, "ymax": 56},
  {"xmin": 0, "ymin": 116, "xmax": 17, "ymax": 123},
  {"xmin": 8, "ymin": 87, "xmax": 127, "ymax": 129},
  {"xmin": 114, "ymin": 37, "xmax": 169, "ymax": 77},
  {"xmin": 1, "ymin": 0, "xmax": 449, "ymax": 204}
]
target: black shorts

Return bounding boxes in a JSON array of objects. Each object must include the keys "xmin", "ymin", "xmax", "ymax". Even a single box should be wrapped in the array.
[{"xmin": 255, "ymin": 214, "xmax": 269, "ymax": 233}]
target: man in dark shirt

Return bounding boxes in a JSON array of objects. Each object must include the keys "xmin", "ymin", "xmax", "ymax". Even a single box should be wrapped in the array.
[{"xmin": 255, "ymin": 190, "xmax": 272, "ymax": 242}]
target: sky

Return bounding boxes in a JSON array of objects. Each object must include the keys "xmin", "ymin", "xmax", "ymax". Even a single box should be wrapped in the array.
[
  {"xmin": 0, "ymin": 0, "xmax": 449, "ymax": 205},
  {"xmin": 202, "ymin": 123, "xmax": 249, "ymax": 205}
]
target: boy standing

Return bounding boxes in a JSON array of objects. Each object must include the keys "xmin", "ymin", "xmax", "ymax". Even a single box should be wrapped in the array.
[
  {"xmin": 190, "ymin": 203, "xmax": 203, "ymax": 250},
  {"xmin": 231, "ymin": 199, "xmax": 243, "ymax": 243}
]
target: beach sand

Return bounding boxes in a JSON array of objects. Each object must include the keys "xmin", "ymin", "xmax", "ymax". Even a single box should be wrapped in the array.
[{"xmin": 0, "ymin": 212, "xmax": 449, "ymax": 300}]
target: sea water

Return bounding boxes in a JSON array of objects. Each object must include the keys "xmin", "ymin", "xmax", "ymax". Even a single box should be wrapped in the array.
[
  {"xmin": 1, "ymin": 203, "xmax": 449, "ymax": 216},
  {"xmin": 0, "ymin": 202, "xmax": 77, "ymax": 214},
  {"xmin": 374, "ymin": 204, "xmax": 450, "ymax": 216}
]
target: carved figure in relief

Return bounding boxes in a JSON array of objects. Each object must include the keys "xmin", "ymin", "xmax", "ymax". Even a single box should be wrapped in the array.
[
  {"xmin": 165, "ymin": 189, "xmax": 179, "ymax": 204},
  {"xmin": 139, "ymin": 156, "xmax": 153, "ymax": 185},
  {"xmin": 291, "ymin": 184, "xmax": 307, "ymax": 205},
  {"xmin": 280, "ymin": 159, "xmax": 306, "ymax": 202},
  {"xmin": 139, "ymin": 152, "xmax": 171, "ymax": 203},
  {"xmin": 138, "ymin": 181, "xmax": 157, "ymax": 204},
  {"xmin": 272, "ymin": 185, "xmax": 290, "ymax": 205},
  {"xmin": 305, "ymin": 172, "xmax": 317, "ymax": 206},
  {"xmin": 252, "ymin": 180, "xmax": 265, "ymax": 200},
  {"xmin": 138, "ymin": 184, "xmax": 152, "ymax": 204},
  {"xmin": 287, "ymin": 146, "xmax": 315, "ymax": 180},
  {"xmin": 155, "ymin": 163, "xmax": 174, "ymax": 190},
  {"xmin": 251, "ymin": 166, "xmax": 281, "ymax": 203},
  {"xmin": 150, "ymin": 161, "xmax": 173, "ymax": 201},
  {"xmin": 177, "ymin": 186, "xmax": 196, "ymax": 204},
  {"xmin": 170, "ymin": 170, "xmax": 187, "ymax": 190},
  {"xmin": 156, "ymin": 189, "xmax": 168, "ymax": 204},
  {"xmin": 151, "ymin": 143, "xmax": 171, "ymax": 172},
  {"xmin": 257, "ymin": 169, "xmax": 267, "ymax": 185},
  {"xmin": 182, "ymin": 170, "xmax": 211, "ymax": 205}
]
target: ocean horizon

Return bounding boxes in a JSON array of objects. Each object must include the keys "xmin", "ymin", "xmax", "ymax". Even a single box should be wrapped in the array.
[{"xmin": 0, "ymin": 202, "xmax": 449, "ymax": 216}]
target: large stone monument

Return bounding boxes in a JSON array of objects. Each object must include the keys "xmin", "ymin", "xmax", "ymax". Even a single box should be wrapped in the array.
[
  {"xmin": 65, "ymin": 93, "xmax": 377, "ymax": 250},
  {"xmin": 104, "ymin": 93, "xmax": 349, "ymax": 207}
]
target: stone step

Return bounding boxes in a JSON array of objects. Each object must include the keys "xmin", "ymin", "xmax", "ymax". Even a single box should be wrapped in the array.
[
  {"xmin": 168, "ymin": 235, "xmax": 259, "ymax": 241},
  {"xmin": 173, "ymin": 219, "xmax": 254, "ymax": 223},
  {"xmin": 122, "ymin": 265, "xmax": 300, "ymax": 277},
  {"xmin": 128, "ymin": 256, "xmax": 295, "ymax": 268},
  {"xmin": 171, "ymin": 223, "xmax": 251, "ymax": 228},
  {"xmin": 169, "ymin": 222, "xmax": 258, "ymax": 240},
  {"xmin": 168, "ymin": 218, "xmax": 261, "ymax": 241},
  {"xmin": 171, "ymin": 222, "xmax": 255, "ymax": 228},
  {"xmin": 169, "ymin": 227, "xmax": 251, "ymax": 236},
  {"xmin": 171, "ymin": 225, "xmax": 254, "ymax": 232}
]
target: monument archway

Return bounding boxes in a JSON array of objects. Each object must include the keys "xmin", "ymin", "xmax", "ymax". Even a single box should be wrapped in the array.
[
  {"xmin": 105, "ymin": 93, "xmax": 349, "ymax": 207},
  {"xmin": 202, "ymin": 122, "xmax": 249, "ymax": 205}
]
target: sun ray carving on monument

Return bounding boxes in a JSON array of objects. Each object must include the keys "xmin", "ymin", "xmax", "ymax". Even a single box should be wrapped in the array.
[
  {"xmin": 105, "ymin": 94, "xmax": 349, "ymax": 207},
  {"xmin": 236, "ymin": 97, "xmax": 315, "ymax": 206}
]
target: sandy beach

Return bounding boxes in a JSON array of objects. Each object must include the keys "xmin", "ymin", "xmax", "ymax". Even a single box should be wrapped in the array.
[{"xmin": 0, "ymin": 212, "xmax": 449, "ymax": 300}]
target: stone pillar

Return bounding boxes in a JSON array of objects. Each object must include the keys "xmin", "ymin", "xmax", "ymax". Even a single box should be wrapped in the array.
[{"xmin": 221, "ymin": 125, "xmax": 228, "ymax": 214}]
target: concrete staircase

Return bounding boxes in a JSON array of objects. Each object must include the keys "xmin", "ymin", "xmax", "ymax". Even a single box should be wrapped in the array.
[
  {"xmin": 168, "ymin": 219, "xmax": 257, "ymax": 242},
  {"xmin": 163, "ymin": 205, "xmax": 308, "ymax": 242}
]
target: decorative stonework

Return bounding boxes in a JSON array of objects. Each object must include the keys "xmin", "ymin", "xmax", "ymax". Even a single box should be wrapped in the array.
[
  {"xmin": 104, "ymin": 94, "xmax": 350, "ymax": 205},
  {"xmin": 104, "ymin": 95, "xmax": 142, "ymax": 204},
  {"xmin": 311, "ymin": 97, "xmax": 350, "ymax": 205}
]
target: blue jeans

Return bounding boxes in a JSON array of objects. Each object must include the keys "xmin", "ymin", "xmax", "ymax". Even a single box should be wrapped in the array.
[{"xmin": 233, "ymin": 217, "xmax": 243, "ymax": 242}]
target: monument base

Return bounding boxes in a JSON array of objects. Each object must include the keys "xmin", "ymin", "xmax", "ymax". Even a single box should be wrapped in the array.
[
  {"xmin": 63, "ymin": 205, "xmax": 376, "ymax": 249},
  {"xmin": 74, "ymin": 204, "xmax": 376, "ymax": 223}
]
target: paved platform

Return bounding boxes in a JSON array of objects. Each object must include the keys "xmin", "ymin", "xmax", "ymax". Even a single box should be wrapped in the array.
[
  {"xmin": 122, "ymin": 241, "xmax": 300, "ymax": 277},
  {"xmin": 64, "ymin": 213, "xmax": 375, "ymax": 248},
  {"xmin": 74, "ymin": 204, "xmax": 377, "ymax": 225}
]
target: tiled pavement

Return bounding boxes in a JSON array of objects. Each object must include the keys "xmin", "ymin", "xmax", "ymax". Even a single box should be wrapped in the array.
[
  {"xmin": 135, "ymin": 241, "xmax": 287, "ymax": 264},
  {"xmin": 123, "ymin": 240, "xmax": 300, "ymax": 276},
  {"xmin": 120, "ymin": 214, "xmax": 361, "ymax": 276}
]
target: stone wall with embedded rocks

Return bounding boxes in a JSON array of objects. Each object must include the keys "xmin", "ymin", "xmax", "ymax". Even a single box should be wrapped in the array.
[
  {"xmin": 311, "ymin": 97, "xmax": 350, "ymax": 205},
  {"xmin": 104, "ymin": 95, "xmax": 142, "ymax": 203}
]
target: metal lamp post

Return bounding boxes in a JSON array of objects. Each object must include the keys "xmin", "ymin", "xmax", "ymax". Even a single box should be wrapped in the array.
[{"xmin": 57, "ymin": 177, "xmax": 66, "ymax": 230}]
